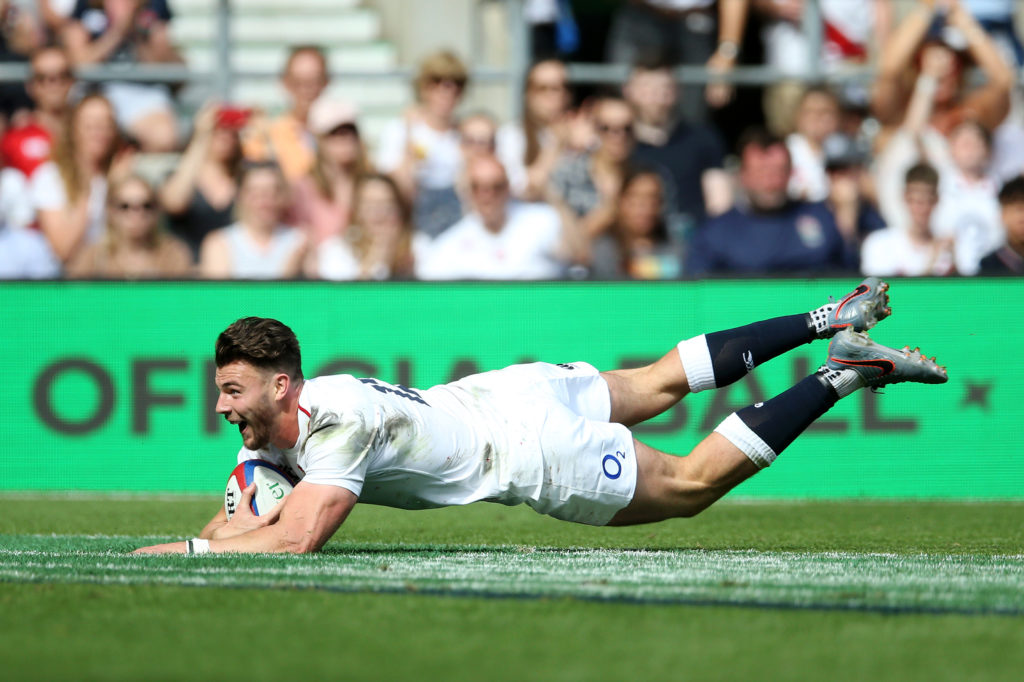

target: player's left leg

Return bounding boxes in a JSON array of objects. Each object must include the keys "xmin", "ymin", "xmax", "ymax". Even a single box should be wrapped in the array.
[
  {"xmin": 607, "ymin": 330, "xmax": 947, "ymax": 525},
  {"xmin": 601, "ymin": 278, "xmax": 890, "ymax": 427}
]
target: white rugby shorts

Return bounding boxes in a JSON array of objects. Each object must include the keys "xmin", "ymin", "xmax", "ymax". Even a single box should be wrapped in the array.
[{"xmin": 488, "ymin": 362, "xmax": 638, "ymax": 526}]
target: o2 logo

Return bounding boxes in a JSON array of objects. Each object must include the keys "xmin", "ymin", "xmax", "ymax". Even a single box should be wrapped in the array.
[{"xmin": 602, "ymin": 450, "xmax": 627, "ymax": 479}]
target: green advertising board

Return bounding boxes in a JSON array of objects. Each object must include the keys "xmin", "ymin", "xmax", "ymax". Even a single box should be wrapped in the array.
[{"xmin": 1, "ymin": 279, "xmax": 1019, "ymax": 498}]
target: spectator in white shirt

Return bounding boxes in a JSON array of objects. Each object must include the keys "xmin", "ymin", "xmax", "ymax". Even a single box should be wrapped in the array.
[
  {"xmin": 417, "ymin": 155, "xmax": 568, "ymax": 280},
  {"xmin": 787, "ymin": 85, "xmax": 840, "ymax": 202},
  {"xmin": 861, "ymin": 163, "xmax": 959, "ymax": 277}
]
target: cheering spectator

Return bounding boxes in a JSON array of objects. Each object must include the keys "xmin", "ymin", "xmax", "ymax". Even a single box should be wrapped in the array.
[
  {"xmin": 606, "ymin": 1, "xmax": 750, "ymax": 121},
  {"xmin": 591, "ymin": 169, "xmax": 681, "ymax": 280},
  {"xmin": 159, "ymin": 103, "xmax": 243, "ymax": 259},
  {"xmin": 61, "ymin": 0, "xmax": 184, "ymax": 152},
  {"xmin": 309, "ymin": 173, "xmax": 423, "ymax": 281},
  {"xmin": 1, "ymin": 46, "xmax": 74, "ymax": 179},
  {"xmin": 67, "ymin": 173, "xmax": 190, "ymax": 279},
  {"xmin": 198, "ymin": 162, "xmax": 306, "ymax": 280},
  {"xmin": 496, "ymin": 58, "xmax": 574, "ymax": 199},
  {"xmin": 786, "ymin": 85, "xmax": 841, "ymax": 202},
  {"xmin": 963, "ymin": 0, "xmax": 1023, "ymax": 66},
  {"xmin": 243, "ymin": 45, "xmax": 329, "ymax": 183},
  {"xmin": 31, "ymin": 93, "xmax": 129, "ymax": 264},
  {"xmin": 0, "ymin": 162, "xmax": 58, "ymax": 278},
  {"xmin": 287, "ymin": 98, "xmax": 366, "ymax": 246},
  {"xmin": 687, "ymin": 128, "xmax": 851, "ymax": 276},
  {"xmin": 549, "ymin": 96, "xmax": 634, "ymax": 242},
  {"xmin": 377, "ymin": 50, "xmax": 467, "ymax": 238},
  {"xmin": 624, "ymin": 57, "xmax": 730, "ymax": 229},
  {"xmin": 861, "ymin": 163, "xmax": 959, "ymax": 277},
  {"xmin": 822, "ymin": 133, "xmax": 885, "ymax": 270},
  {"xmin": 872, "ymin": 0, "xmax": 1013, "ymax": 142},
  {"xmin": 418, "ymin": 155, "xmax": 568, "ymax": 280},
  {"xmin": 979, "ymin": 175, "xmax": 1024, "ymax": 274}
]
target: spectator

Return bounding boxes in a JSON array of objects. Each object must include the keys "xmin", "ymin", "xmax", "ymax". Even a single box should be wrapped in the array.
[
  {"xmin": 786, "ymin": 85, "xmax": 840, "ymax": 203},
  {"xmin": 755, "ymin": 0, "xmax": 892, "ymax": 133},
  {"xmin": 67, "ymin": 173, "xmax": 190, "ymax": 279},
  {"xmin": 376, "ymin": 50, "xmax": 467, "ymax": 238},
  {"xmin": 243, "ymin": 45, "xmax": 329, "ymax": 183},
  {"xmin": 549, "ymin": 96, "xmax": 634, "ymax": 243},
  {"xmin": 159, "ymin": 103, "xmax": 243, "ymax": 260},
  {"xmin": 1, "ymin": 46, "xmax": 74, "ymax": 179},
  {"xmin": 0, "ymin": 0, "xmax": 44, "ymax": 127},
  {"xmin": 862, "ymin": 163, "xmax": 960, "ymax": 277},
  {"xmin": 61, "ymin": 0, "xmax": 183, "ymax": 152},
  {"xmin": 456, "ymin": 110, "xmax": 497, "ymax": 205},
  {"xmin": 624, "ymin": 57, "xmax": 730, "ymax": 230},
  {"xmin": 496, "ymin": 58, "xmax": 573, "ymax": 199},
  {"xmin": 198, "ymin": 162, "xmax": 306, "ymax": 280},
  {"xmin": 872, "ymin": 0, "xmax": 1013, "ymax": 143},
  {"xmin": 687, "ymin": 128, "xmax": 851, "ymax": 275},
  {"xmin": 31, "ymin": 93, "xmax": 129, "ymax": 264},
  {"xmin": 963, "ymin": 0, "xmax": 1023, "ymax": 66},
  {"xmin": 418, "ymin": 155, "xmax": 568, "ymax": 280},
  {"xmin": 0, "ymin": 162, "xmax": 58, "ymax": 278},
  {"xmin": 309, "ymin": 173, "xmax": 423, "ymax": 281},
  {"xmin": 605, "ymin": 1, "xmax": 750, "ymax": 122},
  {"xmin": 287, "ymin": 98, "xmax": 366, "ymax": 246},
  {"xmin": 979, "ymin": 175, "xmax": 1024, "ymax": 274},
  {"xmin": 591, "ymin": 168, "xmax": 681, "ymax": 280},
  {"xmin": 822, "ymin": 132, "xmax": 886, "ymax": 269}
]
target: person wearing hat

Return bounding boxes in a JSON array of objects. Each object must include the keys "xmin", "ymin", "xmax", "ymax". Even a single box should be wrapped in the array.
[
  {"xmin": 286, "ymin": 98, "xmax": 367, "ymax": 246},
  {"xmin": 822, "ymin": 132, "xmax": 886, "ymax": 271}
]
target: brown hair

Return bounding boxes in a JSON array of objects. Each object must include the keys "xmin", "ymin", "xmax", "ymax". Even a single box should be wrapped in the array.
[
  {"xmin": 311, "ymin": 131, "xmax": 369, "ymax": 201},
  {"xmin": 102, "ymin": 174, "xmax": 164, "ymax": 251},
  {"xmin": 522, "ymin": 58, "xmax": 568, "ymax": 166},
  {"xmin": 905, "ymin": 162, "xmax": 940, "ymax": 190},
  {"xmin": 414, "ymin": 50, "xmax": 468, "ymax": 102},
  {"xmin": 612, "ymin": 169, "xmax": 669, "ymax": 262},
  {"xmin": 347, "ymin": 173, "xmax": 415, "ymax": 278},
  {"xmin": 53, "ymin": 93, "xmax": 120, "ymax": 204},
  {"xmin": 216, "ymin": 317, "xmax": 303, "ymax": 380}
]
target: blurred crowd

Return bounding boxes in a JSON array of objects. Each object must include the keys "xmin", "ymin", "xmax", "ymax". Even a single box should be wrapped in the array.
[{"xmin": 2, "ymin": 0, "xmax": 1024, "ymax": 281}]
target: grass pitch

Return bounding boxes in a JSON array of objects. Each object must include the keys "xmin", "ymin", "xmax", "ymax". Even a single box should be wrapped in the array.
[{"xmin": 2, "ymin": 496, "xmax": 1023, "ymax": 681}]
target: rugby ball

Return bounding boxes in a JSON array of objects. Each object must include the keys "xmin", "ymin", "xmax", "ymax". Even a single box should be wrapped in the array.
[{"xmin": 224, "ymin": 460, "xmax": 295, "ymax": 519}]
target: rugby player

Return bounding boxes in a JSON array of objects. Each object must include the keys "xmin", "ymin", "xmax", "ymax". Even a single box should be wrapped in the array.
[{"xmin": 134, "ymin": 278, "xmax": 947, "ymax": 554}]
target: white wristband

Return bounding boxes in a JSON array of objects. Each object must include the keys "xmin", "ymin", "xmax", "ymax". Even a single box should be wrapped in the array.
[{"xmin": 187, "ymin": 538, "xmax": 211, "ymax": 555}]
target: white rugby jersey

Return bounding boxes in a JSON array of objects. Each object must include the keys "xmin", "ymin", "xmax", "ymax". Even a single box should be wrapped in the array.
[{"xmin": 236, "ymin": 371, "xmax": 547, "ymax": 510}]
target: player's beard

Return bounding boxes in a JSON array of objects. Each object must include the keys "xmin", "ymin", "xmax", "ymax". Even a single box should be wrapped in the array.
[{"xmin": 240, "ymin": 394, "xmax": 277, "ymax": 451}]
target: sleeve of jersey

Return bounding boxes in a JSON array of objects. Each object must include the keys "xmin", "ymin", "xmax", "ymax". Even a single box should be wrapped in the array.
[{"xmin": 298, "ymin": 409, "xmax": 379, "ymax": 498}]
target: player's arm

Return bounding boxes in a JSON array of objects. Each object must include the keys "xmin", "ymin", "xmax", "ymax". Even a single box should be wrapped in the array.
[
  {"xmin": 197, "ymin": 505, "xmax": 228, "ymax": 540},
  {"xmin": 133, "ymin": 481, "xmax": 357, "ymax": 554}
]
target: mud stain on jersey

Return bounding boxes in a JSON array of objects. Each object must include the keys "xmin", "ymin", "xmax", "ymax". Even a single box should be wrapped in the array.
[{"xmin": 482, "ymin": 443, "xmax": 494, "ymax": 473}]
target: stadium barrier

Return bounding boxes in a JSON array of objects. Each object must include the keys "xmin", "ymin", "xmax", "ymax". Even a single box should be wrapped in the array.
[{"xmin": 2, "ymin": 279, "xmax": 1019, "ymax": 498}]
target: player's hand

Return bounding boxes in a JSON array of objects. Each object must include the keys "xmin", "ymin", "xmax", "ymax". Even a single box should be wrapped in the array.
[{"xmin": 223, "ymin": 483, "xmax": 284, "ymax": 535}]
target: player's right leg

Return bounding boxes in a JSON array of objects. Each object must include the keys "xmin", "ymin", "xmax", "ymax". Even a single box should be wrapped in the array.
[
  {"xmin": 607, "ymin": 330, "xmax": 946, "ymax": 525},
  {"xmin": 601, "ymin": 278, "xmax": 891, "ymax": 426}
]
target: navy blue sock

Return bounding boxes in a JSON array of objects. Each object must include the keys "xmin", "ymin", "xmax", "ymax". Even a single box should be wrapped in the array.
[
  {"xmin": 735, "ymin": 375, "xmax": 838, "ymax": 456},
  {"xmin": 704, "ymin": 314, "xmax": 815, "ymax": 387}
]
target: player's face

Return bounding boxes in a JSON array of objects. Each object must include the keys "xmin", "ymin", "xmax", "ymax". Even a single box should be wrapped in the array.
[{"xmin": 215, "ymin": 361, "xmax": 278, "ymax": 451}]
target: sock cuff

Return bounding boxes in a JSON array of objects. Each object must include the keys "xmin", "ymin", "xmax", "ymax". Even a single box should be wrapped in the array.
[
  {"xmin": 714, "ymin": 413, "xmax": 778, "ymax": 469},
  {"xmin": 677, "ymin": 334, "xmax": 717, "ymax": 393}
]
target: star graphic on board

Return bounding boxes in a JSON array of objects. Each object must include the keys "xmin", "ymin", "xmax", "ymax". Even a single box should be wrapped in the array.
[{"xmin": 959, "ymin": 380, "xmax": 993, "ymax": 411}]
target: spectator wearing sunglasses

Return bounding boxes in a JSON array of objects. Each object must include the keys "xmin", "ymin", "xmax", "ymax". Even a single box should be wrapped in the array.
[
  {"xmin": 1, "ymin": 46, "xmax": 75, "ymax": 179},
  {"xmin": 287, "ymin": 98, "xmax": 367, "ymax": 246},
  {"xmin": 549, "ymin": 96, "xmax": 636, "ymax": 252},
  {"xmin": 376, "ymin": 50, "xmax": 468, "ymax": 238},
  {"xmin": 66, "ymin": 173, "xmax": 191, "ymax": 279}
]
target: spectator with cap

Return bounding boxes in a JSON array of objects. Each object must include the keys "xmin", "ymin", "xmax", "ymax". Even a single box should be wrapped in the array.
[
  {"xmin": 0, "ymin": 144, "xmax": 55, "ymax": 278},
  {"xmin": 418, "ymin": 155, "xmax": 571, "ymax": 280},
  {"xmin": 287, "ymin": 97, "xmax": 366, "ymax": 246},
  {"xmin": 309, "ymin": 173, "xmax": 425, "ymax": 281},
  {"xmin": 31, "ymin": 92, "xmax": 132, "ymax": 264},
  {"xmin": 1, "ymin": 46, "xmax": 74, "ymax": 179},
  {"xmin": 198, "ymin": 162, "xmax": 306, "ymax": 280},
  {"xmin": 861, "ymin": 162, "xmax": 960, "ymax": 276},
  {"xmin": 978, "ymin": 174, "xmax": 1024, "ymax": 274},
  {"xmin": 67, "ymin": 173, "xmax": 191, "ymax": 279},
  {"xmin": 376, "ymin": 50, "xmax": 467, "ymax": 238},
  {"xmin": 687, "ymin": 127, "xmax": 852, "ymax": 275},
  {"xmin": 159, "ymin": 102, "xmax": 244, "ymax": 260},
  {"xmin": 61, "ymin": 0, "xmax": 184, "ymax": 152},
  {"xmin": 496, "ymin": 58, "xmax": 576, "ymax": 200},
  {"xmin": 243, "ymin": 45, "xmax": 330, "ymax": 183},
  {"xmin": 624, "ymin": 56, "xmax": 731, "ymax": 230},
  {"xmin": 822, "ymin": 132, "xmax": 886, "ymax": 269}
]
